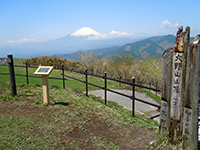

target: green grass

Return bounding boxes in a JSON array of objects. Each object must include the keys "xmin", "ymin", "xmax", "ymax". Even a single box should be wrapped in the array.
[
  {"xmin": 0, "ymin": 114, "xmax": 59, "ymax": 149},
  {"xmin": 0, "ymin": 82, "xmax": 159, "ymax": 149},
  {"xmin": 135, "ymin": 86, "xmax": 161, "ymax": 105},
  {"xmin": 0, "ymin": 58, "xmax": 161, "ymax": 105},
  {"xmin": 0, "ymin": 58, "xmax": 120, "ymax": 91}
]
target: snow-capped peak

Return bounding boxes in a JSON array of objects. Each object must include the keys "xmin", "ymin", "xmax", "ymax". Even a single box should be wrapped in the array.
[{"xmin": 70, "ymin": 27, "xmax": 101, "ymax": 37}]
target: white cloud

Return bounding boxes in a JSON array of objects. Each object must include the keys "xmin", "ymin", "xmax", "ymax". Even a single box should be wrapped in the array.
[
  {"xmin": 151, "ymin": 31, "xmax": 159, "ymax": 35},
  {"xmin": 6, "ymin": 38, "xmax": 38, "ymax": 44},
  {"xmin": 87, "ymin": 30, "xmax": 137, "ymax": 40},
  {"xmin": 174, "ymin": 22, "xmax": 180, "ymax": 27},
  {"xmin": 160, "ymin": 20, "xmax": 174, "ymax": 28}
]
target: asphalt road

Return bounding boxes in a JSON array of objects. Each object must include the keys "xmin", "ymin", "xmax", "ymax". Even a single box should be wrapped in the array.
[{"xmin": 88, "ymin": 89, "xmax": 160, "ymax": 117}]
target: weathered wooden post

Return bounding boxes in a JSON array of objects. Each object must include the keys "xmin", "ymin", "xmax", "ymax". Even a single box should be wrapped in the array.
[
  {"xmin": 160, "ymin": 47, "xmax": 173, "ymax": 133},
  {"xmin": 8, "ymin": 55, "xmax": 17, "ymax": 96},
  {"xmin": 160, "ymin": 26, "xmax": 199, "ymax": 149},
  {"xmin": 181, "ymin": 34, "xmax": 200, "ymax": 149}
]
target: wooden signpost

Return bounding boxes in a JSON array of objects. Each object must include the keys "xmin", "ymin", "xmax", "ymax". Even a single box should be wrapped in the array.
[
  {"xmin": 160, "ymin": 26, "xmax": 200, "ymax": 149},
  {"xmin": 34, "ymin": 66, "xmax": 53, "ymax": 105}
]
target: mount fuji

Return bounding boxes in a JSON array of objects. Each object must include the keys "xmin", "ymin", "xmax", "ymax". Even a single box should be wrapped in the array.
[
  {"xmin": 70, "ymin": 27, "xmax": 101, "ymax": 37},
  {"xmin": 0, "ymin": 27, "xmax": 140, "ymax": 58}
]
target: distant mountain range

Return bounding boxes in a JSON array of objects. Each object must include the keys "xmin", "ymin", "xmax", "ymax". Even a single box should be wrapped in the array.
[
  {"xmin": 0, "ymin": 27, "xmax": 142, "ymax": 58},
  {"xmin": 1, "ymin": 27, "xmax": 183, "ymax": 60},
  {"xmin": 59, "ymin": 34, "xmax": 176, "ymax": 61}
]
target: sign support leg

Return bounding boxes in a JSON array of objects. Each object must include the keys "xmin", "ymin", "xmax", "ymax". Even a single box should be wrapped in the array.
[{"xmin": 42, "ymin": 75, "xmax": 49, "ymax": 104}]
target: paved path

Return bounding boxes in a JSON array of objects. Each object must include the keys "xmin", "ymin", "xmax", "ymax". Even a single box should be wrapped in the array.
[{"xmin": 88, "ymin": 89, "xmax": 160, "ymax": 117}]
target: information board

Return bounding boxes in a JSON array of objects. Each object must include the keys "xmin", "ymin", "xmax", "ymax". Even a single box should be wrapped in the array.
[{"xmin": 34, "ymin": 66, "xmax": 53, "ymax": 75}]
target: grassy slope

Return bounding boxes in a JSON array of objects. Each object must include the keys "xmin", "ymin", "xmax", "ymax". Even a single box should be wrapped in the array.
[
  {"xmin": 0, "ymin": 58, "xmax": 167, "ymax": 149},
  {"xmin": 0, "ymin": 81, "xmax": 159, "ymax": 149}
]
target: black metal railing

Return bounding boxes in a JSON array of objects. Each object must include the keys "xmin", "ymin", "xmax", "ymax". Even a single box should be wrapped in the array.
[
  {"xmin": 61, "ymin": 67, "xmax": 161, "ymax": 118},
  {"xmin": 0, "ymin": 63, "xmax": 67, "ymax": 88},
  {"xmin": 0, "ymin": 60, "xmax": 161, "ymax": 118}
]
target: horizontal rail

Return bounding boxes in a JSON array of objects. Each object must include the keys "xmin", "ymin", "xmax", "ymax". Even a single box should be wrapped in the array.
[
  {"xmin": 62, "ymin": 67, "xmax": 85, "ymax": 74},
  {"xmin": 107, "ymin": 88, "xmax": 132, "ymax": 99},
  {"xmin": 0, "ymin": 72, "xmax": 9, "ymax": 75},
  {"xmin": 0, "ymin": 64, "xmax": 8, "ymax": 66},
  {"xmin": 62, "ymin": 67, "xmax": 161, "ymax": 92},
  {"xmin": 106, "ymin": 76, "xmax": 161, "ymax": 92},
  {"xmin": 150, "ymin": 114, "xmax": 160, "ymax": 119},
  {"xmin": 1, "ymin": 65, "xmax": 161, "ymax": 92},
  {"xmin": 0, "ymin": 72, "xmax": 65, "ymax": 80},
  {"xmin": 134, "ymin": 97, "xmax": 161, "ymax": 108},
  {"xmin": 61, "ymin": 73, "xmax": 161, "ymax": 109},
  {"xmin": 61, "ymin": 74, "xmax": 85, "ymax": 83}
]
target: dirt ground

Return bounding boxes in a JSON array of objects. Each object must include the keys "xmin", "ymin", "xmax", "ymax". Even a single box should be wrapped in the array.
[{"xmin": 0, "ymin": 86, "xmax": 158, "ymax": 149}]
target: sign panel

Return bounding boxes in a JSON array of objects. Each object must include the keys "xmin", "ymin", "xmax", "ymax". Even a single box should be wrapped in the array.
[
  {"xmin": 34, "ymin": 66, "xmax": 53, "ymax": 76},
  {"xmin": 160, "ymin": 100, "xmax": 168, "ymax": 127},
  {"xmin": 0, "ymin": 58, "xmax": 8, "ymax": 64},
  {"xmin": 170, "ymin": 52, "xmax": 183, "ymax": 120},
  {"xmin": 183, "ymin": 107, "xmax": 192, "ymax": 136}
]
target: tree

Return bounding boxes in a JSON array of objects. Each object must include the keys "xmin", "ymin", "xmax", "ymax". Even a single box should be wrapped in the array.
[
  {"xmin": 77, "ymin": 50, "xmax": 94, "ymax": 68},
  {"xmin": 140, "ymin": 56, "xmax": 162, "ymax": 84}
]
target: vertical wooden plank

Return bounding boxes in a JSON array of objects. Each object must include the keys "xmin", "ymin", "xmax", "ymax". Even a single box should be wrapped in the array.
[
  {"xmin": 42, "ymin": 75, "xmax": 50, "ymax": 105},
  {"xmin": 182, "ymin": 35, "xmax": 200, "ymax": 149},
  {"xmin": 170, "ymin": 52, "xmax": 184, "ymax": 121},
  {"xmin": 168, "ymin": 26, "xmax": 190, "ymax": 144},
  {"xmin": 160, "ymin": 47, "xmax": 173, "ymax": 133}
]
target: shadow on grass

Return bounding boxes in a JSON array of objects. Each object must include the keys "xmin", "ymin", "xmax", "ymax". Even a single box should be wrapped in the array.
[{"xmin": 53, "ymin": 102, "xmax": 70, "ymax": 106}]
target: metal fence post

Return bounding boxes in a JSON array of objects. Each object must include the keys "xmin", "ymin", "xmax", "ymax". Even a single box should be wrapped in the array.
[
  {"xmin": 62, "ymin": 65, "xmax": 65, "ymax": 89},
  {"xmin": 26, "ymin": 62, "xmax": 29, "ymax": 85},
  {"xmin": 105, "ymin": 71, "xmax": 107, "ymax": 105},
  {"xmin": 132, "ymin": 77, "xmax": 135, "ymax": 117},
  {"xmin": 7, "ymin": 55, "xmax": 17, "ymax": 96},
  {"xmin": 149, "ymin": 82, "xmax": 151, "ymax": 92},
  {"xmin": 155, "ymin": 83, "xmax": 157, "ymax": 96},
  {"xmin": 119, "ymin": 75, "xmax": 121, "ymax": 87},
  {"xmin": 86, "ymin": 68, "xmax": 88, "ymax": 96}
]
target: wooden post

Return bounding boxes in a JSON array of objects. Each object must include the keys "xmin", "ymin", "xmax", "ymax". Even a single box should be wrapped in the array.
[
  {"xmin": 42, "ymin": 75, "xmax": 50, "ymax": 104},
  {"xmin": 34, "ymin": 66, "xmax": 53, "ymax": 105},
  {"xmin": 160, "ymin": 26, "xmax": 199, "ymax": 149},
  {"xmin": 160, "ymin": 47, "xmax": 173, "ymax": 133},
  {"xmin": 181, "ymin": 34, "xmax": 200, "ymax": 149},
  {"xmin": 7, "ymin": 55, "xmax": 17, "ymax": 96}
]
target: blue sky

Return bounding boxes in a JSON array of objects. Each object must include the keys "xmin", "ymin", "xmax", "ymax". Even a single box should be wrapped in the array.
[{"xmin": 1, "ymin": 0, "xmax": 200, "ymax": 46}]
